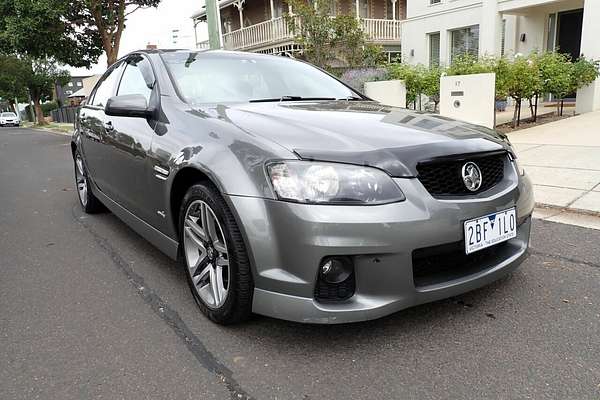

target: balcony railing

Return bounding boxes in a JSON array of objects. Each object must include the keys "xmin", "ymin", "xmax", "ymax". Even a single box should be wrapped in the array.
[
  {"xmin": 197, "ymin": 17, "xmax": 402, "ymax": 51},
  {"xmin": 223, "ymin": 16, "xmax": 295, "ymax": 51},
  {"xmin": 361, "ymin": 18, "xmax": 402, "ymax": 42}
]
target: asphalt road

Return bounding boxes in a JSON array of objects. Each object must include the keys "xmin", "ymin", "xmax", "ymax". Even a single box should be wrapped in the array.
[{"xmin": 1, "ymin": 127, "xmax": 599, "ymax": 400}]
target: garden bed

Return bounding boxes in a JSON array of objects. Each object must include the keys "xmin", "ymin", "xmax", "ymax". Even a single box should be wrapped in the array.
[{"xmin": 495, "ymin": 111, "xmax": 574, "ymax": 134}]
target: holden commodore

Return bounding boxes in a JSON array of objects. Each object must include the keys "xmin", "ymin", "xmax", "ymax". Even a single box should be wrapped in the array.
[
  {"xmin": 71, "ymin": 50, "xmax": 534, "ymax": 324},
  {"xmin": 0, "ymin": 112, "xmax": 20, "ymax": 127}
]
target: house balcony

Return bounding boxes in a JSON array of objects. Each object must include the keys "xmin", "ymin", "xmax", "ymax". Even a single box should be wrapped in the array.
[{"xmin": 197, "ymin": 16, "xmax": 402, "ymax": 52}]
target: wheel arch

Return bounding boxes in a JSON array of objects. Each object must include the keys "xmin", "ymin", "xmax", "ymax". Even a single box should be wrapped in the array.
[
  {"xmin": 169, "ymin": 166, "xmax": 214, "ymax": 233},
  {"xmin": 168, "ymin": 166, "xmax": 259, "ymax": 281}
]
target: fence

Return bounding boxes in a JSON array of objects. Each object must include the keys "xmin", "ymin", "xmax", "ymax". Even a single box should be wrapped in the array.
[{"xmin": 51, "ymin": 107, "xmax": 78, "ymax": 124}]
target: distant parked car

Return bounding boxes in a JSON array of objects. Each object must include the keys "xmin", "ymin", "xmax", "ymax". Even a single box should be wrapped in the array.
[
  {"xmin": 72, "ymin": 49, "xmax": 534, "ymax": 325},
  {"xmin": 0, "ymin": 112, "xmax": 19, "ymax": 127}
]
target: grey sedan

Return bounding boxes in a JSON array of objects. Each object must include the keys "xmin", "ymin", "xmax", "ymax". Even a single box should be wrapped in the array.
[{"xmin": 72, "ymin": 50, "xmax": 534, "ymax": 324}]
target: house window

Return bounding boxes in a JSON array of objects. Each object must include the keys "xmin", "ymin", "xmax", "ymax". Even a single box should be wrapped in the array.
[
  {"xmin": 76, "ymin": 81, "xmax": 83, "ymax": 87},
  {"xmin": 68, "ymin": 82, "xmax": 73, "ymax": 87},
  {"xmin": 429, "ymin": 32, "xmax": 440, "ymax": 67},
  {"xmin": 451, "ymin": 25, "xmax": 479, "ymax": 61}
]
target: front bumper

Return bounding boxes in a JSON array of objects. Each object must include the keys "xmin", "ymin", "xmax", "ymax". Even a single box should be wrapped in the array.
[
  {"xmin": 227, "ymin": 168, "xmax": 535, "ymax": 324},
  {"xmin": 0, "ymin": 120, "xmax": 19, "ymax": 126}
]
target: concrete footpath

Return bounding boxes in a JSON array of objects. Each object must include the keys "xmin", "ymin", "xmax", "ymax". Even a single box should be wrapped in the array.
[{"xmin": 508, "ymin": 110, "xmax": 600, "ymax": 229}]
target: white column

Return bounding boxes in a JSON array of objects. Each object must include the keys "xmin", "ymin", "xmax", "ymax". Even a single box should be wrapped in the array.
[
  {"xmin": 355, "ymin": 0, "xmax": 360, "ymax": 19},
  {"xmin": 479, "ymin": 0, "xmax": 502, "ymax": 57},
  {"xmin": 270, "ymin": 0, "xmax": 275, "ymax": 19},
  {"xmin": 234, "ymin": 0, "xmax": 245, "ymax": 28},
  {"xmin": 216, "ymin": 4, "xmax": 224, "ymax": 47},
  {"xmin": 577, "ymin": 0, "xmax": 600, "ymax": 113},
  {"xmin": 391, "ymin": 0, "xmax": 396, "ymax": 20}
]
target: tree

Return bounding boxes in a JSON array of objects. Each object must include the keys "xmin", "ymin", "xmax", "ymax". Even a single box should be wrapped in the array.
[
  {"xmin": 538, "ymin": 52, "xmax": 572, "ymax": 116},
  {"xmin": 23, "ymin": 58, "xmax": 70, "ymax": 125},
  {"xmin": 422, "ymin": 66, "xmax": 443, "ymax": 112},
  {"xmin": 284, "ymin": 0, "xmax": 383, "ymax": 69},
  {"xmin": 69, "ymin": 0, "xmax": 161, "ymax": 66},
  {"xmin": 0, "ymin": 0, "xmax": 160, "ymax": 68},
  {"xmin": 570, "ymin": 57, "xmax": 600, "ymax": 100},
  {"xmin": 0, "ymin": 0, "xmax": 101, "ymax": 68},
  {"xmin": 0, "ymin": 54, "xmax": 29, "ymax": 113},
  {"xmin": 503, "ymin": 55, "xmax": 541, "ymax": 127},
  {"xmin": 387, "ymin": 63, "xmax": 426, "ymax": 110}
]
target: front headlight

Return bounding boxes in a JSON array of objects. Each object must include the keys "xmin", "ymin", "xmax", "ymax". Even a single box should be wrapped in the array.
[{"xmin": 266, "ymin": 161, "xmax": 405, "ymax": 205}]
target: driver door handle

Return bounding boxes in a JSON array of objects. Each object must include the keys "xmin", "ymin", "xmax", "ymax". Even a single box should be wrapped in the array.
[{"xmin": 104, "ymin": 121, "xmax": 114, "ymax": 131}]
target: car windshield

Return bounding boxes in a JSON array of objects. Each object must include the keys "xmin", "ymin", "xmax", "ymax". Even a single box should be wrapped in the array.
[
  {"xmin": 161, "ymin": 51, "xmax": 358, "ymax": 105},
  {"xmin": 2, "ymin": 112, "xmax": 16, "ymax": 117}
]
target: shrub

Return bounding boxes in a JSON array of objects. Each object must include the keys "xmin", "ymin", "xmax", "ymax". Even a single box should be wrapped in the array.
[
  {"xmin": 340, "ymin": 67, "xmax": 389, "ymax": 92},
  {"xmin": 41, "ymin": 101, "xmax": 59, "ymax": 116},
  {"xmin": 570, "ymin": 57, "xmax": 600, "ymax": 93},
  {"xmin": 446, "ymin": 54, "xmax": 495, "ymax": 76}
]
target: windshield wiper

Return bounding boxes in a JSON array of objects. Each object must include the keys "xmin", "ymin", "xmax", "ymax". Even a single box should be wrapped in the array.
[
  {"xmin": 338, "ymin": 96, "xmax": 364, "ymax": 101},
  {"xmin": 249, "ymin": 96, "xmax": 336, "ymax": 103}
]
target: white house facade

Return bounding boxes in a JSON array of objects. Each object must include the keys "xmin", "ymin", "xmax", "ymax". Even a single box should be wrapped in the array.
[{"xmin": 401, "ymin": 0, "xmax": 600, "ymax": 112}]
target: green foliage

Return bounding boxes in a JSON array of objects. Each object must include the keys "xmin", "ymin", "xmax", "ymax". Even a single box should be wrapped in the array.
[
  {"xmin": 537, "ymin": 51, "xmax": 572, "ymax": 101},
  {"xmin": 41, "ymin": 101, "xmax": 59, "ymax": 116},
  {"xmin": 0, "ymin": 54, "xmax": 29, "ymax": 103},
  {"xmin": 362, "ymin": 44, "xmax": 387, "ymax": 67},
  {"xmin": 570, "ymin": 57, "xmax": 600, "ymax": 93},
  {"xmin": 284, "ymin": 0, "xmax": 384, "ymax": 69},
  {"xmin": 26, "ymin": 58, "xmax": 70, "ymax": 103},
  {"xmin": 446, "ymin": 54, "xmax": 495, "ymax": 76},
  {"xmin": 387, "ymin": 63, "xmax": 423, "ymax": 106},
  {"xmin": 0, "ymin": 0, "xmax": 160, "ymax": 67},
  {"xmin": 386, "ymin": 63, "xmax": 441, "ymax": 110},
  {"xmin": 422, "ymin": 66, "xmax": 443, "ymax": 109},
  {"xmin": 0, "ymin": 0, "xmax": 101, "ymax": 67},
  {"xmin": 503, "ymin": 55, "xmax": 541, "ymax": 102}
]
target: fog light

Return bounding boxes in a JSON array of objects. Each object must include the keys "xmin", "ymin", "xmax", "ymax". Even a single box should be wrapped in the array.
[{"xmin": 319, "ymin": 257, "xmax": 352, "ymax": 284}]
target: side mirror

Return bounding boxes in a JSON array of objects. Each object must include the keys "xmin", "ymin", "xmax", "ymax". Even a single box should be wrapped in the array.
[{"xmin": 105, "ymin": 94, "xmax": 151, "ymax": 118}]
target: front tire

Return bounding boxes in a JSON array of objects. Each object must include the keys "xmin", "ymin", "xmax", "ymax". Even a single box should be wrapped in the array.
[
  {"xmin": 179, "ymin": 183, "xmax": 253, "ymax": 324},
  {"xmin": 74, "ymin": 151, "xmax": 104, "ymax": 213}
]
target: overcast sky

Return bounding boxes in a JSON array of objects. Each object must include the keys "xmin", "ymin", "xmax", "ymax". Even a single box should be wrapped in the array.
[{"xmin": 69, "ymin": 0, "xmax": 208, "ymax": 76}]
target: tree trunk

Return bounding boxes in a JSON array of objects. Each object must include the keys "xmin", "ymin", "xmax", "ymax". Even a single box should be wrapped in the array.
[
  {"xmin": 517, "ymin": 99, "xmax": 521, "ymax": 126},
  {"xmin": 560, "ymin": 99, "xmax": 564, "ymax": 116},
  {"xmin": 533, "ymin": 94, "xmax": 538, "ymax": 122},
  {"xmin": 528, "ymin": 98, "xmax": 534, "ymax": 121},
  {"xmin": 512, "ymin": 98, "xmax": 519, "ymax": 128},
  {"xmin": 106, "ymin": 46, "xmax": 118, "ymax": 66},
  {"xmin": 32, "ymin": 96, "xmax": 47, "ymax": 126}
]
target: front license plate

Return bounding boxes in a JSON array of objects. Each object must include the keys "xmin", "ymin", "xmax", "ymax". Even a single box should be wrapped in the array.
[{"xmin": 464, "ymin": 208, "xmax": 517, "ymax": 254}]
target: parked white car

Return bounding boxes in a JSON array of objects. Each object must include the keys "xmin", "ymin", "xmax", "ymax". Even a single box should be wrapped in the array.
[{"xmin": 0, "ymin": 112, "xmax": 20, "ymax": 127}]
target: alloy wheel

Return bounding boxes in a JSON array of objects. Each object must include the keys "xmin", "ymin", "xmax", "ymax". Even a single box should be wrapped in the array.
[
  {"xmin": 183, "ymin": 200, "xmax": 230, "ymax": 309},
  {"xmin": 75, "ymin": 154, "xmax": 88, "ymax": 206}
]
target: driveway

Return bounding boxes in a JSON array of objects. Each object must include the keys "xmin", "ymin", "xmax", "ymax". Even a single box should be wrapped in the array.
[
  {"xmin": 1, "ymin": 127, "xmax": 600, "ymax": 399},
  {"xmin": 509, "ymin": 111, "xmax": 600, "ymax": 219}
]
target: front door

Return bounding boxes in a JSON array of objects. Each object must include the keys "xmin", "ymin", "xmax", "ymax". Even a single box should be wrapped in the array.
[
  {"xmin": 104, "ymin": 54, "xmax": 158, "ymax": 222},
  {"xmin": 557, "ymin": 9, "xmax": 583, "ymax": 61}
]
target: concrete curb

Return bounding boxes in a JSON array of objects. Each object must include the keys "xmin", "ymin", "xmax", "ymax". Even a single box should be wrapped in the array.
[{"xmin": 535, "ymin": 202, "xmax": 600, "ymax": 218}]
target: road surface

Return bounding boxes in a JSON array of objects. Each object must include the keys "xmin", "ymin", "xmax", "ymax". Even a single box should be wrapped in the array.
[{"xmin": 1, "ymin": 127, "xmax": 599, "ymax": 399}]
